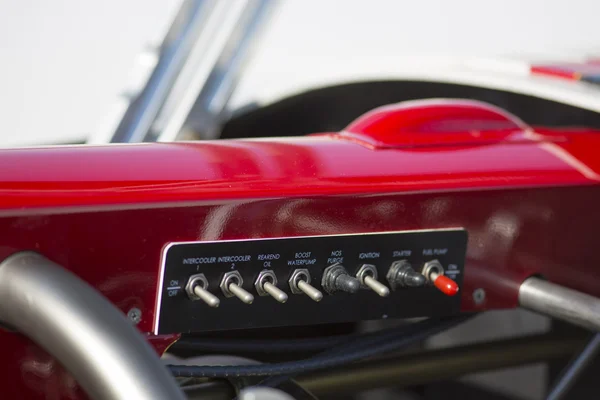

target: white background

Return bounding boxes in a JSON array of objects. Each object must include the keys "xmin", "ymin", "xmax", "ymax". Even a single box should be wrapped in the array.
[
  {"xmin": 0, "ymin": 0, "xmax": 180, "ymax": 146},
  {"xmin": 2, "ymin": 0, "xmax": 600, "ymax": 146}
]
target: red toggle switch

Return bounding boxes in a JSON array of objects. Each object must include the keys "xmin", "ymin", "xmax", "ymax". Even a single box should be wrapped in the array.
[{"xmin": 430, "ymin": 272, "xmax": 459, "ymax": 296}]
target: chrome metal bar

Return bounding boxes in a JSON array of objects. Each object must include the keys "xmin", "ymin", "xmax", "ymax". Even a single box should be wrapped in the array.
[
  {"xmin": 298, "ymin": 333, "xmax": 583, "ymax": 396},
  {"xmin": 546, "ymin": 333, "xmax": 600, "ymax": 400},
  {"xmin": 103, "ymin": 0, "xmax": 276, "ymax": 144},
  {"xmin": 108, "ymin": 0, "xmax": 213, "ymax": 143},
  {"xmin": 156, "ymin": 0, "xmax": 277, "ymax": 142},
  {"xmin": 519, "ymin": 277, "xmax": 600, "ymax": 331},
  {"xmin": 179, "ymin": 333, "xmax": 583, "ymax": 398},
  {"xmin": 0, "ymin": 252, "xmax": 185, "ymax": 400}
]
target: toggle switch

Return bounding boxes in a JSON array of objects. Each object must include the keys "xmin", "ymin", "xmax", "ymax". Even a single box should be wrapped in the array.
[
  {"xmin": 321, "ymin": 263, "xmax": 360, "ymax": 295},
  {"xmin": 220, "ymin": 271, "xmax": 254, "ymax": 304},
  {"xmin": 255, "ymin": 270, "xmax": 288, "ymax": 303},
  {"xmin": 289, "ymin": 269, "xmax": 323, "ymax": 302},
  {"xmin": 356, "ymin": 264, "xmax": 389, "ymax": 297},
  {"xmin": 386, "ymin": 260, "xmax": 426, "ymax": 290},
  {"xmin": 229, "ymin": 283, "xmax": 255, "ymax": 304},
  {"xmin": 429, "ymin": 272, "xmax": 459, "ymax": 296},
  {"xmin": 297, "ymin": 280, "xmax": 323, "ymax": 301},
  {"xmin": 422, "ymin": 260, "xmax": 459, "ymax": 296},
  {"xmin": 185, "ymin": 273, "xmax": 220, "ymax": 307}
]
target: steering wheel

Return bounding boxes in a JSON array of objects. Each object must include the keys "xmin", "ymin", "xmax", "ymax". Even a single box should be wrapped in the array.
[{"xmin": 0, "ymin": 252, "xmax": 186, "ymax": 400}]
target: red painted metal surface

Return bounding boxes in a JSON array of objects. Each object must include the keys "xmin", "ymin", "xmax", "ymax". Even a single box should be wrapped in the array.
[
  {"xmin": 1, "ymin": 99, "xmax": 600, "ymax": 398},
  {"xmin": 340, "ymin": 99, "xmax": 531, "ymax": 148}
]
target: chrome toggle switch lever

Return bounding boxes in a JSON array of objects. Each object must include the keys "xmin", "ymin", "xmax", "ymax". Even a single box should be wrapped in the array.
[
  {"xmin": 356, "ymin": 264, "xmax": 390, "ymax": 297},
  {"xmin": 220, "ymin": 271, "xmax": 254, "ymax": 304},
  {"xmin": 289, "ymin": 269, "xmax": 323, "ymax": 302},
  {"xmin": 255, "ymin": 270, "xmax": 288, "ymax": 303},
  {"xmin": 185, "ymin": 273, "xmax": 220, "ymax": 307}
]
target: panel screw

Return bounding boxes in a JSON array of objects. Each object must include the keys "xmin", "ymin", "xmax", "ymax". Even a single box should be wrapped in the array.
[
  {"xmin": 127, "ymin": 308, "xmax": 142, "ymax": 324},
  {"xmin": 473, "ymin": 288, "xmax": 486, "ymax": 305}
]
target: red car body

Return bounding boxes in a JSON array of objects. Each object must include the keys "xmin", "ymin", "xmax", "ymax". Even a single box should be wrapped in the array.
[{"xmin": 1, "ymin": 100, "xmax": 600, "ymax": 398}]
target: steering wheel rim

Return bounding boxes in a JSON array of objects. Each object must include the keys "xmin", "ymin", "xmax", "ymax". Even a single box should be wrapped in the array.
[{"xmin": 0, "ymin": 252, "xmax": 186, "ymax": 400}]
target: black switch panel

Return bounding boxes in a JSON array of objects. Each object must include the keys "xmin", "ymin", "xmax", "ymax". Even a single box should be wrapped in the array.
[{"xmin": 154, "ymin": 229, "xmax": 467, "ymax": 334}]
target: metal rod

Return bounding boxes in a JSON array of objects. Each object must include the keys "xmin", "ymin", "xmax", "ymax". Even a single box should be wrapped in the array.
[
  {"xmin": 546, "ymin": 333, "xmax": 600, "ymax": 400},
  {"xmin": 229, "ymin": 282, "xmax": 255, "ymax": 304},
  {"xmin": 109, "ymin": 0, "xmax": 212, "ymax": 143},
  {"xmin": 297, "ymin": 333, "xmax": 584, "ymax": 396},
  {"xmin": 103, "ymin": 0, "xmax": 276, "ymax": 143},
  {"xmin": 157, "ymin": 0, "xmax": 277, "ymax": 141},
  {"xmin": 364, "ymin": 275, "xmax": 390, "ymax": 297},
  {"xmin": 519, "ymin": 277, "xmax": 600, "ymax": 331},
  {"xmin": 264, "ymin": 281, "xmax": 289, "ymax": 303},
  {"xmin": 0, "ymin": 252, "xmax": 185, "ymax": 400},
  {"xmin": 297, "ymin": 280, "xmax": 323, "ymax": 302},
  {"xmin": 193, "ymin": 284, "xmax": 221, "ymax": 307}
]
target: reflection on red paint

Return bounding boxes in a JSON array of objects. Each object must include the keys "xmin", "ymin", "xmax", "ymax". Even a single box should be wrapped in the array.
[{"xmin": 2, "ymin": 100, "xmax": 600, "ymax": 397}]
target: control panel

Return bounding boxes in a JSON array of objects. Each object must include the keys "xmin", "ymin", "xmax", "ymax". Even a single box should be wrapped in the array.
[{"xmin": 154, "ymin": 229, "xmax": 467, "ymax": 334}]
